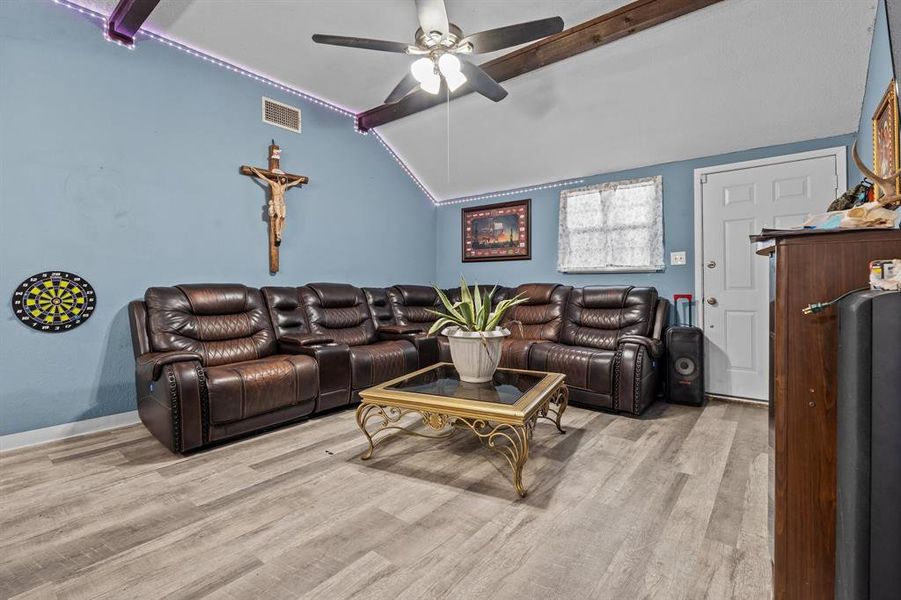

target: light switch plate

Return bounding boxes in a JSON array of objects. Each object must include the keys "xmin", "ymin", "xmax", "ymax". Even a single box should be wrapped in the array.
[{"xmin": 670, "ymin": 251, "xmax": 687, "ymax": 266}]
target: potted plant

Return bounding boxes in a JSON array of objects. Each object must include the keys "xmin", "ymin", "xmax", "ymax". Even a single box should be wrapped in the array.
[{"xmin": 427, "ymin": 278, "xmax": 527, "ymax": 383}]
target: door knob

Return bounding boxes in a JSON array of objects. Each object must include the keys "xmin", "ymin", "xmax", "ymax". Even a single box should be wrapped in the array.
[
  {"xmin": 707, "ymin": 260, "xmax": 717, "ymax": 269},
  {"xmin": 706, "ymin": 297, "xmax": 718, "ymax": 306}
]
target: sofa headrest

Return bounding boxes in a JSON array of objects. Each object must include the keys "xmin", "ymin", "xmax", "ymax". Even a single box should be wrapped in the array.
[
  {"xmin": 306, "ymin": 282, "xmax": 364, "ymax": 308},
  {"xmin": 624, "ymin": 286, "xmax": 658, "ymax": 309},
  {"xmin": 393, "ymin": 285, "xmax": 439, "ymax": 306},
  {"xmin": 145, "ymin": 284, "xmax": 275, "ymax": 364},
  {"xmin": 516, "ymin": 283, "xmax": 560, "ymax": 305},
  {"xmin": 581, "ymin": 286, "xmax": 633, "ymax": 309},
  {"xmin": 261, "ymin": 286, "xmax": 308, "ymax": 335},
  {"xmin": 363, "ymin": 287, "xmax": 389, "ymax": 308},
  {"xmin": 173, "ymin": 284, "xmax": 253, "ymax": 315},
  {"xmin": 363, "ymin": 287, "xmax": 394, "ymax": 326},
  {"xmin": 579, "ymin": 286, "xmax": 657, "ymax": 312},
  {"xmin": 261, "ymin": 286, "xmax": 301, "ymax": 310}
]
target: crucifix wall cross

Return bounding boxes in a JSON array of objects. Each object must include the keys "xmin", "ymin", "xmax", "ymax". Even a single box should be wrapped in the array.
[{"xmin": 240, "ymin": 141, "xmax": 309, "ymax": 273}]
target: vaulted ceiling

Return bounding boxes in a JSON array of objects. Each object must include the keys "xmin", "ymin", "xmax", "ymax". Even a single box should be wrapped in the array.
[{"xmin": 73, "ymin": 0, "xmax": 877, "ymax": 201}]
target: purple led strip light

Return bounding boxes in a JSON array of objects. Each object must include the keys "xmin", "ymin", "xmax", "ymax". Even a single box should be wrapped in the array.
[
  {"xmin": 437, "ymin": 178, "xmax": 586, "ymax": 206},
  {"xmin": 49, "ymin": 0, "xmax": 438, "ymax": 204}
]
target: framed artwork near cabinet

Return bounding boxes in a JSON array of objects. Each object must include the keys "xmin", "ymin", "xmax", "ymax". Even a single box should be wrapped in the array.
[{"xmin": 872, "ymin": 80, "xmax": 899, "ymax": 198}]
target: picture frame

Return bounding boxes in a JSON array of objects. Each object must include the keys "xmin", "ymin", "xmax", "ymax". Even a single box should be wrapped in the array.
[
  {"xmin": 461, "ymin": 199, "xmax": 531, "ymax": 262},
  {"xmin": 872, "ymin": 80, "xmax": 899, "ymax": 198}
]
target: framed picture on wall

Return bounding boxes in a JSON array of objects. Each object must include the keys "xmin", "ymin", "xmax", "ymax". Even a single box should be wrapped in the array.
[
  {"xmin": 872, "ymin": 80, "xmax": 900, "ymax": 198},
  {"xmin": 462, "ymin": 199, "xmax": 531, "ymax": 262}
]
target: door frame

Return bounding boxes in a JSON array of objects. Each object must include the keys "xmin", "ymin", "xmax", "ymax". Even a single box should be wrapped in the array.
[{"xmin": 691, "ymin": 145, "xmax": 847, "ymax": 329}]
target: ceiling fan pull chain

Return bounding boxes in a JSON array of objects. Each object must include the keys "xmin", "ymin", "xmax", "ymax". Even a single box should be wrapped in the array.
[{"xmin": 447, "ymin": 84, "xmax": 451, "ymax": 183}]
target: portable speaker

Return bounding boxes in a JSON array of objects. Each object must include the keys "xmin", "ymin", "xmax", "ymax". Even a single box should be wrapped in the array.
[{"xmin": 665, "ymin": 326, "xmax": 705, "ymax": 406}]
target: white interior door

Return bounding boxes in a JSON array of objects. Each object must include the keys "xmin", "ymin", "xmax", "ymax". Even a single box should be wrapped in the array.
[{"xmin": 700, "ymin": 153, "xmax": 841, "ymax": 400}]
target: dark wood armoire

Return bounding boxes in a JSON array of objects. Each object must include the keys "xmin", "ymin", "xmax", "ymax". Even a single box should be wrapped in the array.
[{"xmin": 754, "ymin": 228, "xmax": 901, "ymax": 600}]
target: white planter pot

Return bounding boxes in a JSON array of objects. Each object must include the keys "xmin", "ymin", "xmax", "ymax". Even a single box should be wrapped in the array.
[{"xmin": 442, "ymin": 326, "xmax": 510, "ymax": 383}]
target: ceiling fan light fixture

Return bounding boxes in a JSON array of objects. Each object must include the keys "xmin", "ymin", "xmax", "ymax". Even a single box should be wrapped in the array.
[
  {"xmin": 444, "ymin": 69, "xmax": 466, "ymax": 92},
  {"xmin": 438, "ymin": 53, "xmax": 465, "ymax": 92},
  {"xmin": 419, "ymin": 74, "xmax": 441, "ymax": 95},
  {"xmin": 437, "ymin": 53, "xmax": 461, "ymax": 76},
  {"xmin": 313, "ymin": 1, "xmax": 560, "ymax": 105},
  {"xmin": 411, "ymin": 57, "xmax": 436, "ymax": 83}
]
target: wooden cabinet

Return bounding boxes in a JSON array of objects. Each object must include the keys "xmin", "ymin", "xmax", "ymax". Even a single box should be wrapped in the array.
[{"xmin": 756, "ymin": 229, "xmax": 901, "ymax": 599}]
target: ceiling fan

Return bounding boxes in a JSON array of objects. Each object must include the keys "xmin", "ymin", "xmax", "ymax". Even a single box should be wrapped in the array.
[{"xmin": 312, "ymin": 0, "xmax": 564, "ymax": 104}]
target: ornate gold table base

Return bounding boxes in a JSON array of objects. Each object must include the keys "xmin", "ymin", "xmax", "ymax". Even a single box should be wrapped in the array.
[{"xmin": 355, "ymin": 385, "xmax": 568, "ymax": 497}]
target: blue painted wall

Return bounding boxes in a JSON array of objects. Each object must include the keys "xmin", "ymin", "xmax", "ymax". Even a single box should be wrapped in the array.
[
  {"xmin": 436, "ymin": 134, "xmax": 856, "ymax": 310},
  {"xmin": 855, "ymin": 0, "xmax": 894, "ymax": 179},
  {"xmin": 0, "ymin": 0, "xmax": 435, "ymax": 436}
]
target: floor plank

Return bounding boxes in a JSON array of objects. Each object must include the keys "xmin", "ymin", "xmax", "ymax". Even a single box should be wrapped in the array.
[{"xmin": 0, "ymin": 400, "xmax": 770, "ymax": 599}]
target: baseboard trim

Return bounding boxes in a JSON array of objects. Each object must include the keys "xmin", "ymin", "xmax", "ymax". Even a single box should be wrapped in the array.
[
  {"xmin": 705, "ymin": 393, "xmax": 768, "ymax": 407},
  {"xmin": 0, "ymin": 411, "xmax": 141, "ymax": 452}
]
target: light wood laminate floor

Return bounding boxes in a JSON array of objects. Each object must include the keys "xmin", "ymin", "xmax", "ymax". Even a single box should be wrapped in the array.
[{"xmin": 0, "ymin": 400, "xmax": 770, "ymax": 600}]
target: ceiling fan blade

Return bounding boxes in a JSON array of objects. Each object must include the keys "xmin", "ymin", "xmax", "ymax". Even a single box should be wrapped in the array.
[
  {"xmin": 458, "ymin": 57, "xmax": 508, "ymax": 102},
  {"xmin": 415, "ymin": 0, "xmax": 449, "ymax": 35},
  {"xmin": 312, "ymin": 34, "xmax": 412, "ymax": 53},
  {"xmin": 385, "ymin": 72, "xmax": 421, "ymax": 104},
  {"xmin": 461, "ymin": 16, "xmax": 564, "ymax": 54}
]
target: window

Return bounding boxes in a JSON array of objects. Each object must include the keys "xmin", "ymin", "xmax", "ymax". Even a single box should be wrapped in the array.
[{"xmin": 557, "ymin": 176, "xmax": 664, "ymax": 273}]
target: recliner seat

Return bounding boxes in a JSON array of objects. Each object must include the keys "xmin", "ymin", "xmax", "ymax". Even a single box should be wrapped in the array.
[
  {"xmin": 261, "ymin": 285, "xmax": 354, "ymax": 413},
  {"xmin": 296, "ymin": 283, "xmax": 420, "ymax": 396},
  {"xmin": 130, "ymin": 284, "xmax": 323, "ymax": 453},
  {"xmin": 530, "ymin": 286, "xmax": 666, "ymax": 413},
  {"xmin": 499, "ymin": 283, "xmax": 572, "ymax": 369},
  {"xmin": 386, "ymin": 284, "xmax": 450, "ymax": 361}
]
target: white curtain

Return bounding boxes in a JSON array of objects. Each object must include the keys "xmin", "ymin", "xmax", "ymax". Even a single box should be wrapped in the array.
[{"xmin": 557, "ymin": 176, "xmax": 664, "ymax": 273}]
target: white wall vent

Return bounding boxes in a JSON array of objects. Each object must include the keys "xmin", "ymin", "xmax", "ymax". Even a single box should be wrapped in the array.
[{"xmin": 262, "ymin": 97, "xmax": 301, "ymax": 133}]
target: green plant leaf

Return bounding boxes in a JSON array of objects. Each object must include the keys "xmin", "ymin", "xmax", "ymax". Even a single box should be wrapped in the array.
[
  {"xmin": 484, "ymin": 306, "xmax": 505, "ymax": 331},
  {"xmin": 428, "ymin": 280, "xmax": 528, "ymax": 333},
  {"xmin": 484, "ymin": 294, "xmax": 528, "ymax": 331},
  {"xmin": 433, "ymin": 287, "xmax": 466, "ymax": 322},
  {"xmin": 459, "ymin": 276, "xmax": 473, "ymax": 308},
  {"xmin": 427, "ymin": 316, "xmax": 457, "ymax": 336},
  {"xmin": 458, "ymin": 298, "xmax": 475, "ymax": 330},
  {"xmin": 480, "ymin": 286, "xmax": 497, "ymax": 330},
  {"xmin": 473, "ymin": 284, "xmax": 483, "ymax": 329},
  {"xmin": 425, "ymin": 310, "xmax": 465, "ymax": 329},
  {"xmin": 451, "ymin": 276, "xmax": 477, "ymax": 331}
]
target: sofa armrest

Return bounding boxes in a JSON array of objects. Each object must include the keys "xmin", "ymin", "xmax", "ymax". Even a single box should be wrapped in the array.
[
  {"xmin": 134, "ymin": 352, "xmax": 205, "ymax": 453},
  {"xmin": 279, "ymin": 333, "xmax": 335, "ymax": 351},
  {"xmin": 282, "ymin": 341, "xmax": 351, "ymax": 407},
  {"xmin": 378, "ymin": 325, "xmax": 425, "ymax": 335},
  {"xmin": 136, "ymin": 350, "xmax": 203, "ymax": 381},
  {"xmin": 613, "ymin": 338, "xmax": 664, "ymax": 416},
  {"xmin": 378, "ymin": 328, "xmax": 438, "ymax": 368},
  {"xmin": 283, "ymin": 340, "xmax": 349, "ymax": 359},
  {"xmin": 377, "ymin": 327, "xmax": 429, "ymax": 343},
  {"xmin": 617, "ymin": 335, "xmax": 664, "ymax": 359},
  {"xmin": 651, "ymin": 299, "xmax": 670, "ymax": 341}
]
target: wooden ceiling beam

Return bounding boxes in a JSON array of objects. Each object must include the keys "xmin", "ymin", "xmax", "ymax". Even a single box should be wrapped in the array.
[
  {"xmin": 356, "ymin": 0, "xmax": 723, "ymax": 131},
  {"xmin": 106, "ymin": 0, "xmax": 161, "ymax": 46}
]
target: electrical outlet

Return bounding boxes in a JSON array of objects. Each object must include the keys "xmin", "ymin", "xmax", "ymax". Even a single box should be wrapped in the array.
[{"xmin": 670, "ymin": 251, "xmax": 687, "ymax": 266}]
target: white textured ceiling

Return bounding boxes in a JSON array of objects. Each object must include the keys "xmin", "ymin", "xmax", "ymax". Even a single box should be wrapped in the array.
[{"xmin": 73, "ymin": 0, "xmax": 877, "ymax": 201}]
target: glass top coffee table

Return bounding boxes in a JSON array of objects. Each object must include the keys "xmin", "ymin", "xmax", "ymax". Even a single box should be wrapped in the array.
[{"xmin": 356, "ymin": 362, "xmax": 568, "ymax": 497}]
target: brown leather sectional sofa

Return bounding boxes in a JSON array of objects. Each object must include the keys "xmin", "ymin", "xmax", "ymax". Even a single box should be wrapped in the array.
[{"xmin": 129, "ymin": 282, "xmax": 669, "ymax": 453}]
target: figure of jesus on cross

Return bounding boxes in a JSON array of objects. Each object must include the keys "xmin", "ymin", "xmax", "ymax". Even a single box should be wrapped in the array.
[{"xmin": 240, "ymin": 141, "xmax": 308, "ymax": 273}]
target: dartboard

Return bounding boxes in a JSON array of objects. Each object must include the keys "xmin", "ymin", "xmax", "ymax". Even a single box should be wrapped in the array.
[{"xmin": 11, "ymin": 272, "xmax": 96, "ymax": 333}]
